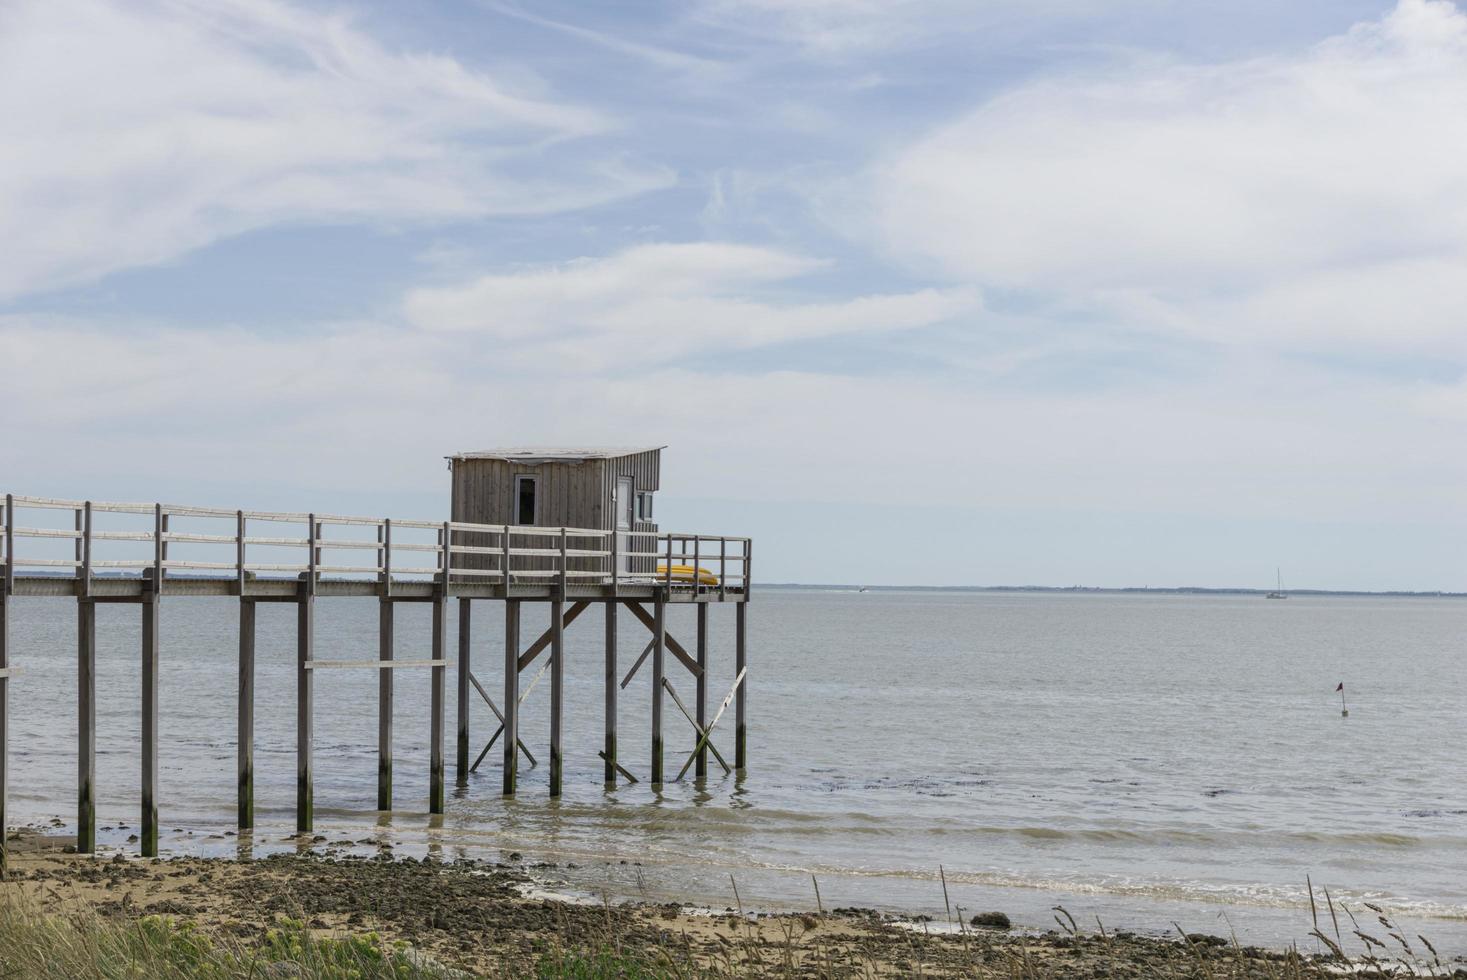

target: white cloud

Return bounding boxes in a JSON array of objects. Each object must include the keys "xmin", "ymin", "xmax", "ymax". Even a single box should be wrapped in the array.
[
  {"xmin": 866, "ymin": 0, "xmax": 1467, "ymax": 353},
  {"xmin": 0, "ymin": 0, "xmax": 668, "ymax": 300},
  {"xmin": 691, "ymin": 0, "xmax": 1149, "ymax": 54},
  {"xmin": 402, "ymin": 242, "xmax": 979, "ymax": 369},
  {"xmin": 6, "ymin": 314, "xmax": 1464, "ymax": 534}
]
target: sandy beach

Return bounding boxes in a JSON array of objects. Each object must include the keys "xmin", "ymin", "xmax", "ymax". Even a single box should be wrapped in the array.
[{"xmin": 3, "ymin": 829, "xmax": 1459, "ymax": 978}]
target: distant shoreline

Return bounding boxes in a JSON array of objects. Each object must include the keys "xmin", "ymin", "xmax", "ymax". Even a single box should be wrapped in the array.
[{"xmin": 759, "ymin": 583, "xmax": 1467, "ymax": 598}]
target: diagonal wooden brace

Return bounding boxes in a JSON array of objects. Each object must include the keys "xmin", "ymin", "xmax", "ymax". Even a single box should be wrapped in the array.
[
  {"xmin": 662, "ymin": 678, "xmax": 731, "ymax": 776},
  {"xmin": 619, "ymin": 638, "xmax": 656, "ymax": 690},
  {"xmin": 471, "ymin": 657, "xmax": 550, "ymax": 771},
  {"xmin": 624, "ymin": 601, "xmax": 702, "ymax": 678},
  {"xmin": 517, "ymin": 601, "xmax": 589, "ymax": 671},
  {"xmin": 597, "ymin": 750, "xmax": 639, "ymax": 784},
  {"xmin": 467, "ymin": 671, "xmax": 537, "ymax": 769},
  {"xmin": 676, "ymin": 667, "xmax": 746, "ymax": 782}
]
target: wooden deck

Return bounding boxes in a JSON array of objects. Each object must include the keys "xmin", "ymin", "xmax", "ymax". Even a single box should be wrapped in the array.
[{"xmin": 0, "ymin": 492, "xmax": 751, "ymax": 868}]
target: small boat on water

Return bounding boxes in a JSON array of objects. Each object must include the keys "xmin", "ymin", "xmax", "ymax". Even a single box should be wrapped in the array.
[{"xmin": 1266, "ymin": 567, "xmax": 1288, "ymax": 599}]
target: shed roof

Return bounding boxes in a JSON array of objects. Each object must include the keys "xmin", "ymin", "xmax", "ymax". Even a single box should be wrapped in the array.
[{"xmin": 448, "ymin": 446, "xmax": 665, "ymax": 463}]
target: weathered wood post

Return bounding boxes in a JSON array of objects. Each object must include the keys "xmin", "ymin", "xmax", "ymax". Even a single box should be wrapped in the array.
[
  {"xmin": 604, "ymin": 601, "xmax": 617, "ymax": 785},
  {"xmin": 378, "ymin": 519, "xmax": 392, "ymax": 810},
  {"xmin": 237, "ymin": 510, "xmax": 254, "ymax": 830},
  {"xmin": 651, "ymin": 596, "xmax": 665, "ymax": 785},
  {"xmin": 140, "ymin": 504, "xmax": 162, "ymax": 856},
  {"xmin": 735, "ymin": 601, "xmax": 747, "ymax": 772},
  {"xmin": 550, "ymin": 528, "xmax": 566, "ymax": 797},
  {"xmin": 77, "ymin": 501, "xmax": 95, "ymax": 853},
  {"xmin": 238, "ymin": 597, "xmax": 255, "ymax": 830},
  {"xmin": 430, "ymin": 596, "xmax": 446, "ymax": 813},
  {"xmin": 0, "ymin": 494, "xmax": 11, "ymax": 875},
  {"xmin": 695, "ymin": 602, "xmax": 709, "ymax": 780},
  {"xmin": 429, "ymin": 522, "xmax": 448, "ymax": 814},
  {"xmin": 456, "ymin": 598, "xmax": 470, "ymax": 787},
  {"xmin": 297, "ymin": 515, "xmax": 316, "ymax": 833},
  {"xmin": 502, "ymin": 598, "xmax": 520, "ymax": 796}
]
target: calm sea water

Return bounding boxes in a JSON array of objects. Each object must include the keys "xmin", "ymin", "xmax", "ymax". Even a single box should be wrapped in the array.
[{"xmin": 6, "ymin": 589, "xmax": 1467, "ymax": 951}]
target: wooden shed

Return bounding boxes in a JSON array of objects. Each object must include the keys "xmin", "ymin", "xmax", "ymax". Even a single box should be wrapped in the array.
[{"xmin": 448, "ymin": 447, "xmax": 665, "ymax": 576}]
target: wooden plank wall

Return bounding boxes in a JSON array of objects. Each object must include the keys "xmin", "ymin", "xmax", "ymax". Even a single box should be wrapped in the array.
[{"xmin": 450, "ymin": 451, "xmax": 661, "ymax": 575}]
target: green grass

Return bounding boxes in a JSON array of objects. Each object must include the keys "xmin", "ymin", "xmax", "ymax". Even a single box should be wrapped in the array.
[{"xmin": 0, "ymin": 902, "xmax": 451, "ymax": 979}]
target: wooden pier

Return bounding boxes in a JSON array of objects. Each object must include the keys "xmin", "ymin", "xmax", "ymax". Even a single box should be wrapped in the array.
[{"xmin": 0, "ymin": 491, "xmax": 750, "ymax": 870}]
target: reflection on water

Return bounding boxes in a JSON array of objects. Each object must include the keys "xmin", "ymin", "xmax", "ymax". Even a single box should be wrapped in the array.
[{"xmin": 6, "ymin": 590, "xmax": 1467, "ymax": 950}]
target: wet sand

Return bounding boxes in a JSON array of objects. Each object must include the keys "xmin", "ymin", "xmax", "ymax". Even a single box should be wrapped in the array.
[{"xmin": 1, "ymin": 830, "xmax": 1458, "ymax": 977}]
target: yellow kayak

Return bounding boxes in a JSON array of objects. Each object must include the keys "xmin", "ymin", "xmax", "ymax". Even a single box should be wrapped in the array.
[{"xmin": 656, "ymin": 564, "xmax": 720, "ymax": 586}]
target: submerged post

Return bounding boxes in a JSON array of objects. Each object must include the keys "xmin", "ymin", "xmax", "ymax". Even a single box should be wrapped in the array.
[
  {"xmin": 378, "ymin": 519, "xmax": 392, "ymax": 810},
  {"xmin": 0, "ymin": 495, "xmax": 10, "ymax": 874},
  {"xmin": 456, "ymin": 599, "xmax": 470, "ymax": 787},
  {"xmin": 297, "ymin": 515, "xmax": 316, "ymax": 833},
  {"xmin": 238, "ymin": 598, "xmax": 255, "ymax": 830},
  {"xmin": 603, "ymin": 601, "xmax": 617, "ymax": 784},
  {"xmin": 695, "ymin": 603, "xmax": 709, "ymax": 780},
  {"xmin": 550, "ymin": 596, "xmax": 564, "ymax": 797},
  {"xmin": 377, "ymin": 599, "xmax": 393, "ymax": 809},
  {"xmin": 141, "ymin": 576, "xmax": 160, "ymax": 855},
  {"xmin": 502, "ymin": 599, "xmax": 520, "ymax": 795},
  {"xmin": 78, "ymin": 603, "xmax": 96, "ymax": 853},
  {"xmin": 77, "ymin": 501, "xmax": 95, "ymax": 854},
  {"xmin": 736, "ymin": 602, "xmax": 747, "ymax": 772},
  {"xmin": 651, "ymin": 597, "xmax": 665, "ymax": 785},
  {"xmin": 429, "ymin": 589, "xmax": 446, "ymax": 814}
]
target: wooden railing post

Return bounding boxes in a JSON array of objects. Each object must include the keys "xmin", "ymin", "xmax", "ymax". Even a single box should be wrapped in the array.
[
  {"xmin": 693, "ymin": 537, "xmax": 701, "ymax": 597},
  {"xmin": 306, "ymin": 514, "xmax": 317, "ymax": 596},
  {"xmin": 1, "ymin": 494, "xmax": 11, "ymax": 597},
  {"xmin": 235, "ymin": 511, "xmax": 246, "ymax": 596},
  {"xmin": 744, "ymin": 540, "xmax": 753, "ymax": 598},
  {"xmin": 610, "ymin": 525, "xmax": 619, "ymax": 596},
  {"xmin": 558, "ymin": 527, "xmax": 568, "ymax": 600},
  {"xmin": 80, "ymin": 502, "xmax": 92, "ymax": 598},
  {"xmin": 501, "ymin": 526, "xmax": 511, "ymax": 597},
  {"xmin": 719, "ymin": 538, "xmax": 726, "ymax": 601}
]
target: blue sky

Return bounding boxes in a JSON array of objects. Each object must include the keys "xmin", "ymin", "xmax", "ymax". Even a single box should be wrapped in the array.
[{"xmin": 4, "ymin": 0, "xmax": 1466, "ymax": 589}]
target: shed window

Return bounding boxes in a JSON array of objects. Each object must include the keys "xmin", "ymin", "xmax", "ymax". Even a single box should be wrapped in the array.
[
  {"xmin": 637, "ymin": 492, "xmax": 654, "ymax": 521},
  {"xmin": 514, "ymin": 475, "xmax": 538, "ymax": 525}
]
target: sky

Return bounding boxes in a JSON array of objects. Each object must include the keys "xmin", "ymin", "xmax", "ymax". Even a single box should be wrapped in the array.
[{"xmin": 3, "ymin": 0, "xmax": 1466, "ymax": 590}]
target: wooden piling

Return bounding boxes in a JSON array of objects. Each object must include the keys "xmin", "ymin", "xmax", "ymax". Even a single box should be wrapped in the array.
[
  {"xmin": 604, "ymin": 601, "xmax": 617, "ymax": 784},
  {"xmin": 77, "ymin": 596, "xmax": 96, "ymax": 854},
  {"xmin": 297, "ymin": 538, "xmax": 315, "ymax": 832},
  {"xmin": 695, "ymin": 603, "xmax": 709, "ymax": 780},
  {"xmin": 238, "ymin": 599, "xmax": 255, "ymax": 830},
  {"xmin": 735, "ymin": 602, "xmax": 747, "ymax": 772},
  {"xmin": 550, "ymin": 597, "xmax": 564, "ymax": 797},
  {"xmin": 457, "ymin": 599, "xmax": 471, "ymax": 786},
  {"xmin": 374, "ymin": 599, "xmax": 393, "ymax": 809},
  {"xmin": 141, "ymin": 568, "xmax": 160, "ymax": 858},
  {"xmin": 502, "ymin": 599, "xmax": 520, "ymax": 796},
  {"xmin": 651, "ymin": 598, "xmax": 665, "ymax": 785},
  {"xmin": 0, "ymin": 498, "xmax": 9, "ymax": 874},
  {"xmin": 429, "ymin": 593, "xmax": 446, "ymax": 814}
]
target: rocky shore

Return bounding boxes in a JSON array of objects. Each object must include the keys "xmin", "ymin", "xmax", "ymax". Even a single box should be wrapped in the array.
[{"xmin": 1, "ymin": 830, "xmax": 1460, "ymax": 978}]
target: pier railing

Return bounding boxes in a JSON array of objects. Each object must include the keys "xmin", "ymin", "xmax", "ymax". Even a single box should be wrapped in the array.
[{"xmin": 0, "ymin": 494, "xmax": 750, "ymax": 598}]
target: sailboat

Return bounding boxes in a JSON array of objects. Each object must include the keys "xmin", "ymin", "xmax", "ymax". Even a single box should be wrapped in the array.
[{"xmin": 1266, "ymin": 567, "xmax": 1288, "ymax": 599}]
